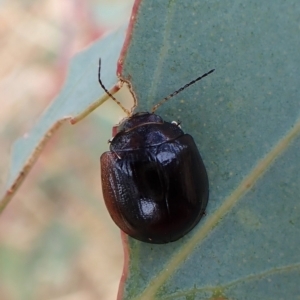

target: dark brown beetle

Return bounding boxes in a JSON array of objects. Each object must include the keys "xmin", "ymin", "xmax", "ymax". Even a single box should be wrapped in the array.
[{"xmin": 99, "ymin": 59, "xmax": 214, "ymax": 243}]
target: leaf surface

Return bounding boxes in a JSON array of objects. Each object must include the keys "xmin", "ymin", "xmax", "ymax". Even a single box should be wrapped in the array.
[
  {"xmin": 119, "ymin": 1, "xmax": 300, "ymax": 299},
  {"xmin": 0, "ymin": 25, "xmax": 128, "ymax": 212}
]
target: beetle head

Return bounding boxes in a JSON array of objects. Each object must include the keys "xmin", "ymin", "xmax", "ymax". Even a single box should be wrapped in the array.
[{"xmin": 117, "ymin": 112, "xmax": 163, "ymax": 133}]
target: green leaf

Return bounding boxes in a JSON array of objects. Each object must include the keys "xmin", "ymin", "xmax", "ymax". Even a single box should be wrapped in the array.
[
  {"xmin": 119, "ymin": 1, "xmax": 300, "ymax": 299},
  {"xmin": 0, "ymin": 25, "xmax": 128, "ymax": 212}
]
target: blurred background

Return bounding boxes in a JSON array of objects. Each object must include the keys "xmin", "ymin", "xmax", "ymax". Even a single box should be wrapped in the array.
[{"xmin": 0, "ymin": 0, "xmax": 134, "ymax": 299}]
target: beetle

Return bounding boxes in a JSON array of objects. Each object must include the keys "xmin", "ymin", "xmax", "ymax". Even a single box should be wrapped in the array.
[{"xmin": 99, "ymin": 59, "xmax": 214, "ymax": 243}]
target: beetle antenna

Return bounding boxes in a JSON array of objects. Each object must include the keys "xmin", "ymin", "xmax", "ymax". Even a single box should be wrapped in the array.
[
  {"xmin": 98, "ymin": 59, "xmax": 130, "ymax": 116},
  {"xmin": 151, "ymin": 69, "xmax": 215, "ymax": 113}
]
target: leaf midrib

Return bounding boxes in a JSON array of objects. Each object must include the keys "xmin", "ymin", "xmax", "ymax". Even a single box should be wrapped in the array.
[{"xmin": 163, "ymin": 262, "xmax": 300, "ymax": 299}]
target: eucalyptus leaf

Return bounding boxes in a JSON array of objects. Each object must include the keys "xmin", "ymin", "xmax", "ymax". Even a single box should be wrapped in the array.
[
  {"xmin": 1, "ymin": 0, "xmax": 299, "ymax": 299},
  {"xmin": 119, "ymin": 1, "xmax": 300, "ymax": 299},
  {"xmin": 0, "ymin": 25, "xmax": 128, "ymax": 212}
]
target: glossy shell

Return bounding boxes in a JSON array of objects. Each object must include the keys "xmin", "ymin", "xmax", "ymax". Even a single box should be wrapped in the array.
[{"xmin": 100, "ymin": 112, "xmax": 209, "ymax": 243}]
